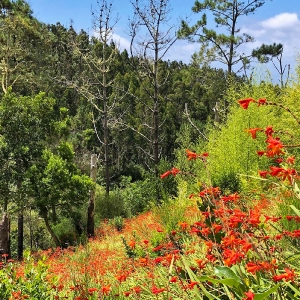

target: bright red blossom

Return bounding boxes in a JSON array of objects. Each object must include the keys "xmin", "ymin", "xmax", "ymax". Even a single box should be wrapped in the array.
[
  {"xmin": 160, "ymin": 167, "xmax": 180, "ymax": 178},
  {"xmin": 186, "ymin": 149, "xmax": 198, "ymax": 160},
  {"xmin": 243, "ymin": 290, "xmax": 255, "ymax": 300},
  {"xmin": 238, "ymin": 98, "xmax": 256, "ymax": 109},
  {"xmin": 273, "ymin": 268, "xmax": 296, "ymax": 282},
  {"xmin": 245, "ymin": 127, "xmax": 262, "ymax": 139},
  {"xmin": 257, "ymin": 98, "xmax": 267, "ymax": 106},
  {"xmin": 151, "ymin": 285, "xmax": 165, "ymax": 295}
]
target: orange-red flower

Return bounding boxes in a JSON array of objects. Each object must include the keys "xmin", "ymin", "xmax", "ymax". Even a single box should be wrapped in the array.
[
  {"xmin": 259, "ymin": 170, "xmax": 268, "ymax": 178},
  {"xmin": 245, "ymin": 128, "xmax": 262, "ymax": 139},
  {"xmin": 286, "ymin": 156, "xmax": 296, "ymax": 165},
  {"xmin": 131, "ymin": 286, "xmax": 142, "ymax": 294},
  {"xmin": 160, "ymin": 167, "xmax": 180, "ymax": 178},
  {"xmin": 223, "ymin": 248, "xmax": 244, "ymax": 266},
  {"xmin": 243, "ymin": 290, "xmax": 255, "ymax": 300},
  {"xmin": 186, "ymin": 149, "xmax": 198, "ymax": 160},
  {"xmin": 160, "ymin": 170, "xmax": 171, "ymax": 178},
  {"xmin": 257, "ymin": 98, "xmax": 267, "ymax": 106},
  {"xmin": 151, "ymin": 285, "xmax": 165, "ymax": 295},
  {"xmin": 128, "ymin": 240, "xmax": 136, "ymax": 249},
  {"xmin": 264, "ymin": 126, "xmax": 274, "ymax": 137},
  {"xmin": 220, "ymin": 193, "xmax": 240, "ymax": 203},
  {"xmin": 101, "ymin": 285, "xmax": 111, "ymax": 296},
  {"xmin": 273, "ymin": 268, "xmax": 296, "ymax": 282},
  {"xmin": 246, "ymin": 262, "xmax": 261, "ymax": 274},
  {"xmin": 238, "ymin": 98, "xmax": 256, "ymax": 109},
  {"xmin": 88, "ymin": 288, "xmax": 98, "ymax": 294},
  {"xmin": 266, "ymin": 136, "xmax": 284, "ymax": 157}
]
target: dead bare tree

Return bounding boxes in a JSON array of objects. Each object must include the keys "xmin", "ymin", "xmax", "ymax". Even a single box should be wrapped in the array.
[
  {"xmin": 65, "ymin": 0, "xmax": 122, "ymax": 236},
  {"xmin": 128, "ymin": 0, "xmax": 177, "ymax": 177}
]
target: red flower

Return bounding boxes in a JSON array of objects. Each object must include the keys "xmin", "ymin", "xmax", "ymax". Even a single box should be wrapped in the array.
[
  {"xmin": 245, "ymin": 128, "xmax": 262, "ymax": 139},
  {"xmin": 273, "ymin": 268, "xmax": 296, "ymax": 282},
  {"xmin": 160, "ymin": 167, "xmax": 180, "ymax": 178},
  {"xmin": 238, "ymin": 98, "xmax": 256, "ymax": 109},
  {"xmin": 220, "ymin": 193, "xmax": 240, "ymax": 203},
  {"xmin": 223, "ymin": 249, "xmax": 244, "ymax": 266},
  {"xmin": 212, "ymin": 223, "xmax": 223, "ymax": 233},
  {"xmin": 154, "ymin": 256, "xmax": 164, "ymax": 264},
  {"xmin": 266, "ymin": 136, "xmax": 284, "ymax": 157},
  {"xmin": 195, "ymin": 259, "xmax": 207, "ymax": 270},
  {"xmin": 257, "ymin": 98, "xmax": 267, "ymax": 106},
  {"xmin": 269, "ymin": 166, "xmax": 285, "ymax": 177},
  {"xmin": 246, "ymin": 262, "xmax": 261, "ymax": 274},
  {"xmin": 243, "ymin": 290, "xmax": 255, "ymax": 300},
  {"xmin": 160, "ymin": 170, "xmax": 171, "ymax": 179},
  {"xmin": 186, "ymin": 149, "xmax": 198, "ymax": 160},
  {"xmin": 257, "ymin": 150, "xmax": 265, "ymax": 156},
  {"xmin": 186, "ymin": 281, "xmax": 198, "ymax": 289},
  {"xmin": 169, "ymin": 276, "xmax": 178, "ymax": 283},
  {"xmin": 101, "ymin": 285, "xmax": 111, "ymax": 296},
  {"xmin": 265, "ymin": 126, "xmax": 274, "ymax": 137},
  {"xmin": 171, "ymin": 167, "xmax": 180, "ymax": 175},
  {"xmin": 248, "ymin": 210, "xmax": 261, "ymax": 227},
  {"xmin": 131, "ymin": 286, "xmax": 142, "ymax": 294},
  {"xmin": 151, "ymin": 285, "xmax": 165, "ymax": 295},
  {"xmin": 259, "ymin": 170, "xmax": 268, "ymax": 178},
  {"xmin": 179, "ymin": 221, "xmax": 189, "ymax": 231},
  {"xmin": 286, "ymin": 156, "xmax": 296, "ymax": 165},
  {"xmin": 88, "ymin": 288, "xmax": 98, "ymax": 294},
  {"xmin": 128, "ymin": 240, "xmax": 136, "ymax": 249}
]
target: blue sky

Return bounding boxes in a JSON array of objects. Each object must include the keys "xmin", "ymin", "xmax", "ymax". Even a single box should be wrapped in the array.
[{"xmin": 27, "ymin": 0, "xmax": 300, "ymax": 79}]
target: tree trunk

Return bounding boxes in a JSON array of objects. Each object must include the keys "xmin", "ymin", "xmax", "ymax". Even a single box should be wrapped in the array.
[
  {"xmin": 17, "ymin": 212, "xmax": 23, "ymax": 260},
  {"xmin": 0, "ymin": 213, "xmax": 10, "ymax": 257},
  {"xmin": 103, "ymin": 42, "xmax": 109, "ymax": 195},
  {"xmin": 42, "ymin": 211, "xmax": 60, "ymax": 247},
  {"xmin": 87, "ymin": 154, "xmax": 98, "ymax": 237}
]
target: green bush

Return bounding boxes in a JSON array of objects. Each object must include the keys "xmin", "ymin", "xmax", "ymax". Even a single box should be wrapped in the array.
[{"xmin": 53, "ymin": 218, "xmax": 80, "ymax": 247}]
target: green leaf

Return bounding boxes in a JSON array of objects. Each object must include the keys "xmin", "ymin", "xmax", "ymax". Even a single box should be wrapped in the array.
[
  {"xmin": 285, "ymin": 282, "xmax": 300, "ymax": 298},
  {"xmin": 181, "ymin": 257, "xmax": 221, "ymax": 300},
  {"xmin": 254, "ymin": 284, "xmax": 279, "ymax": 300},
  {"xmin": 214, "ymin": 266, "xmax": 242, "ymax": 284},
  {"xmin": 290, "ymin": 205, "xmax": 300, "ymax": 217},
  {"xmin": 197, "ymin": 275, "xmax": 241, "ymax": 288}
]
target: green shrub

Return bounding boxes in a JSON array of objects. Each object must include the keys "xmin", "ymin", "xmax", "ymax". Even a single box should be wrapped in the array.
[{"xmin": 53, "ymin": 218, "xmax": 79, "ymax": 247}]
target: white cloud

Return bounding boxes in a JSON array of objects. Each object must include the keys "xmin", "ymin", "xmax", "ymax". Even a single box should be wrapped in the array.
[
  {"xmin": 164, "ymin": 41, "xmax": 200, "ymax": 63},
  {"xmin": 241, "ymin": 13, "xmax": 300, "ymax": 59},
  {"xmin": 261, "ymin": 13, "xmax": 299, "ymax": 29},
  {"xmin": 111, "ymin": 33, "xmax": 131, "ymax": 52}
]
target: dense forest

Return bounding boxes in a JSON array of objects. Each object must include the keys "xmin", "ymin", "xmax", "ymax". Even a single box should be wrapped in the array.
[{"xmin": 0, "ymin": 0, "xmax": 293, "ymax": 259}]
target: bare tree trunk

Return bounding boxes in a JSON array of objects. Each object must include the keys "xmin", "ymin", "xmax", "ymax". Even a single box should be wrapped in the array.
[
  {"xmin": 17, "ymin": 212, "xmax": 23, "ymax": 260},
  {"xmin": 103, "ymin": 44, "xmax": 109, "ymax": 195},
  {"xmin": 87, "ymin": 154, "xmax": 98, "ymax": 237},
  {"xmin": 0, "ymin": 213, "xmax": 10, "ymax": 257}
]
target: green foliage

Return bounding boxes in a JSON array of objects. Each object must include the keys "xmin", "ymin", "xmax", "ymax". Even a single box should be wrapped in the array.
[
  {"xmin": 0, "ymin": 251, "xmax": 58, "ymax": 299},
  {"xmin": 53, "ymin": 218, "xmax": 80, "ymax": 248},
  {"xmin": 153, "ymin": 180, "xmax": 190, "ymax": 234},
  {"xmin": 109, "ymin": 216, "xmax": 124, "ymax": 231},
  {"xmin": 202, "ymin": 81, "xmax": 281, "ymax": 192},
  {"xmin": 213, "ymin": 171, "xmax": 241, "ymax": 194},
  {"xmin": 252, "ymin": 43, "xmax": 283, "ymax": 63}
]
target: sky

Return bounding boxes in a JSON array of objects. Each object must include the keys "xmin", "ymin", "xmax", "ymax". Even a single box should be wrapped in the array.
[{"xmin": 27, "ymin": 0, "xmax": 300, "ymax": 80}]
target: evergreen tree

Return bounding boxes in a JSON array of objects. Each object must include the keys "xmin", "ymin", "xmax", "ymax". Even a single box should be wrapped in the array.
[{"xmin": 178, "ymin": 0, "xmax": 271, "ymax": 76}]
